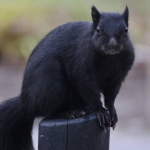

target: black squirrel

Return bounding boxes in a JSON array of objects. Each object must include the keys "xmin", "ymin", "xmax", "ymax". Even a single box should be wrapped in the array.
[{"xmin": 0, "ymin": 6, "xmax": 134, "ymax": 150}]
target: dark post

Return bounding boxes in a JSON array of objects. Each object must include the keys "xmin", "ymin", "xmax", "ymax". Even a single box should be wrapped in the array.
[{"xmin": 38, "ymin": 113, "xmax": 110, "ymax": 150}]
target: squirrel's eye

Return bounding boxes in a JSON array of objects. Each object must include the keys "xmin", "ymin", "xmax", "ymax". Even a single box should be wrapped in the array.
[
  {"xmin": 124, "ymin": 27, "xmax": 128, "ymax": 33},
  {"xmin": 96, "ymin": 26, "xmax": 101, "ymax": 33}
]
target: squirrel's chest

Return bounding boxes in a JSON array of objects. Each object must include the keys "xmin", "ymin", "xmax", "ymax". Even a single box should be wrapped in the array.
[{"xmin": 96, "ymin": 60, "xmax": 126, "ymax": 87}]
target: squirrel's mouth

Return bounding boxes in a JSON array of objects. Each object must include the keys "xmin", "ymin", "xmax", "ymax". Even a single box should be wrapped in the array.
[{"xmin": 106, "ymin": 49, "xmax": 120, "ymax": 55}]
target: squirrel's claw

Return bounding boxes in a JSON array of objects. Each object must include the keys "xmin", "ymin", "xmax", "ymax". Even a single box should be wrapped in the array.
[
  {"xmin": 109, "ymin": 108, "xmax": 118, "ymax": 130},
  {"xmin": 113, "ymin": 122, "xmax": 116, "ymax": 130},
  {"xmin": 96, "ymin": 109, "xmax": 110, "ymax": 133}
]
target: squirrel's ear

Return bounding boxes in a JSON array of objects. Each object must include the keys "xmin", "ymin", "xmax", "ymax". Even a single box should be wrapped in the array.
[
  {"xmin": 91, "ymin": 6, "xmax": 101, "ymax": 27},
  {"xmin": 122, "ymin": 6, "xmax": 129, "ymax": 27}
]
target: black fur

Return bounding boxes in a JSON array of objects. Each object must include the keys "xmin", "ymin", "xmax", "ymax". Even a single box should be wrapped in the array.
[
  {"xmin": 0, "ymin": 6, "xmax": 134, "ymax": 150},
  {"xmin": 91, "ymin": 6, "xmax": 101, "ymax": 27}
]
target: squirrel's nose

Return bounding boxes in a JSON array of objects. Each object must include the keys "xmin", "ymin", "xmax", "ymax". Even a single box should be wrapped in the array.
[{"xmin": 109, "ymin": 37, "xmax": 117, "ymax": 48}]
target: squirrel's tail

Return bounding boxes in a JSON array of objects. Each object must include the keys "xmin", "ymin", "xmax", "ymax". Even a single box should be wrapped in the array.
[{"xmin": 0, "ymin": 96, "xmax": 34, "ymax": 150}]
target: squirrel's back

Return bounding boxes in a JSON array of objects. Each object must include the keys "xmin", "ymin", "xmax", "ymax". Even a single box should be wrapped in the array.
[{"xmin": 30, "ymin": 21, "xmax": 92, "ymax": 57}]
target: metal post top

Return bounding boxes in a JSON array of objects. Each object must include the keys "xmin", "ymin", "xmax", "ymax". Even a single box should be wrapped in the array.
[{"xmin": 39, "ymin": 113, "xmax": 110, "ymax": 150}]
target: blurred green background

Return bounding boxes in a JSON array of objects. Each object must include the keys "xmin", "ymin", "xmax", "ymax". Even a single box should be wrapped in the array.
[
  {"xmin": 0, "ymin": 0, "xmax": 150, "ymax": 150},
  {"xmin": 0, "ymin": 0, "xmax": 149, "ymax": 63}
]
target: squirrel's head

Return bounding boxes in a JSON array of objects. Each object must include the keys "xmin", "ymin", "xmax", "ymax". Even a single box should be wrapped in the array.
[{"xmin": 91, "ymin": 6, "xmax": 132, "ymax": 55}]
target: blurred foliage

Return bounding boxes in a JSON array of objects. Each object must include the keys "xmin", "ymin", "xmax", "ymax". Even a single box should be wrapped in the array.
[{"xmin": 0, "ymin": 0, "xmax": 149, "ymax": 64}]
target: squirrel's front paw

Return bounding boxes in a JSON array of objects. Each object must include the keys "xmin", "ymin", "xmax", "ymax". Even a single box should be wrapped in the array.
[
  {"xmin": 95, "ymin": 107, "xmax": 110, "ymax": 132},
  {"xmin": 109, "ymin": 107, "xmax": 118, "ymax": 130},
  {"xmin": 66, "ymin": 109, "xmax": 86, "ymax": 119}
]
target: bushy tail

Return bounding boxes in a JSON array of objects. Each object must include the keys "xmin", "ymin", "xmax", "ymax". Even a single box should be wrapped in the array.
[{"xmin": 0, "ymin": 97, "xmax": 34, "ymax": 150}]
